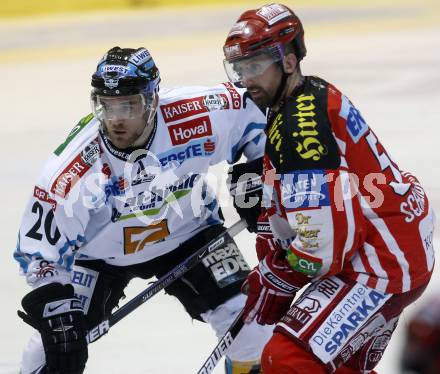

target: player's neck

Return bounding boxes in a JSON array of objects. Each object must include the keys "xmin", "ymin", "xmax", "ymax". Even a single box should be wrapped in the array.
[
  {"xmin": 284, "ymin": 71, "xmax": 305, "ymax": 99},
  {"xmin": 272, "ymin": 71, "xmax": 305, "ymax": 112}
]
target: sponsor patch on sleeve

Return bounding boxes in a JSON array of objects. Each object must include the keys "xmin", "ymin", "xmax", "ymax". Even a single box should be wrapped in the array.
[
  {"xmin": 34, "ymin": 186, "xmax": 57, "ymax": 210},
  {"xmin": 222, "ymin": 82, "xmax": 241, "ymax": 109},
  {"xmin": 50, "ymin": 138, "xmax": 100, "ymax": 198},
  {"xmin": 281, "ymin": 170, "xmax": 330, "ymax": 210},
  {"xmin": 339, "ymin": 95, "xmax": 369, "ymax": 143},
  {"xmin": 286, "ymin": 247, "xmax": 323, "ymax": 276}
]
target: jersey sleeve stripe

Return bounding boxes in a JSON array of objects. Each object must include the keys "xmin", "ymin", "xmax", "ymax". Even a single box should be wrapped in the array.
[
  {"xmin": 56, "ymin": 234, "xmax": 86, "ymax": 270},
  {"xmin": 363, "ymin": 243, "xmax": 389, "ymax": 294},
  {"xmin": 339, "ymin": 170, "xmax": 356, "ymax": 266},
  {"xmin": 230, "ymin": 122, "xmax": 266, "ymax": 162},
  {"xmin": 350, "ymin": 254, "xmax": 371, "ymax": 286},
  {"xmin": 359, "ymin": 195, "xmax": 411, "ymax": 292}
]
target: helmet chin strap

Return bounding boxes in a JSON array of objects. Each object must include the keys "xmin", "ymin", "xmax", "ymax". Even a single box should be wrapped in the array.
[
  {"xmin": 271, "ymin": 69, "xmax": 289, "ymax": 108},
  {"xmin": 270, "ymin": 58, "xmax": 304, "ymax": 109},
  {"xmin": 131, "ymin": 92, "xmax": 159, "ymax": 147},
  {"xmin": 131, "ymin": 113, "xmax": 156, "ymax": 147}
]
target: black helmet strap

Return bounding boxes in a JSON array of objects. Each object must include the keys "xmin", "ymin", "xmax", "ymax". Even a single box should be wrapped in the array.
[{"xmin": 270, "ymin": 61, "xmax": 289, "ymax": 108}]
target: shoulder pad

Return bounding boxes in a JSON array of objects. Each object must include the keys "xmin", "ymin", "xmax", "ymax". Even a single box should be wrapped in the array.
[
  {"xmin": 54, "ymin": 113, "xmax": 95, "ymax": 156},
  {"xmin": 40, "ymin": 116, "xmax": 100, "ymax": 198}
]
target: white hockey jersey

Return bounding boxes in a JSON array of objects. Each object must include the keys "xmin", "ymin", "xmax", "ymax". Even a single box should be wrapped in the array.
[{"xmin": 15, "ymin": 83, "xmax": 266, "ymax": 287}]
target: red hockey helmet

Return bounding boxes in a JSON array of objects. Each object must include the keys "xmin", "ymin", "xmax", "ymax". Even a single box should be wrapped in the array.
[{"xmin": 223, "ymin": 3, "xmax": 306, "ymax": 84}]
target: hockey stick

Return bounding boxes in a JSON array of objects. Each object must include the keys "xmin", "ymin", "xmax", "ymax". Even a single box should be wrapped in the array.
[
  {"xmin": 197, "ymin": 310, "xmax": 245, "ymax": 374},
  {"xmin": 86, "ymin": 219, "xmax": 247, "ymax": 343}
]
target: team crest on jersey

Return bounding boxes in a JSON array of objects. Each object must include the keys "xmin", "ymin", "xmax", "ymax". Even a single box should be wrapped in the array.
[{"xmin": 35, "ymin": 260, "xmax": 58, "ymax": 278}]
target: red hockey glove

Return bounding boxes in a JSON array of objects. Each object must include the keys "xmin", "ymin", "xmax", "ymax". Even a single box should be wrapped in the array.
[
  {"xmin": 242, "ymin": 249, "xmax": 308, "ymax": 325},
  {"xmin": 255, "ymin": 210, "xmax": 277, "ymax": 261},
  {"xmin": 256, "ymin": 235, "xmax": 278, "ymax": 262}
]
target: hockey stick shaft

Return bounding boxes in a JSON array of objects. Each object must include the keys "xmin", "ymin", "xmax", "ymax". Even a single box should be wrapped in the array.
[
  {"xmin": 86, "ymin": 219, "xmax": 247, "ymax": 343},
  {"xmin": 197, "ymin": 310, "xmax": 245, "ymax": 374}
]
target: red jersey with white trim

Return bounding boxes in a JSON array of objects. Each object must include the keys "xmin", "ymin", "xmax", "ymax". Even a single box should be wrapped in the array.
[{"xmin": 263, "ymin": 76, "xmax": 435, "ymax": 294}]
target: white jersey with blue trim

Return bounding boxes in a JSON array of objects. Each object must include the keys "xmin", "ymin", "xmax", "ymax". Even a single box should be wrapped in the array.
[{"xmin": 15, "ymin": 83, "xmax": 266, "ymax": 287}]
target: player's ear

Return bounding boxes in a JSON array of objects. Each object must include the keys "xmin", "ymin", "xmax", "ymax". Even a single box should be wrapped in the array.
[{"xmin": 283, "ymin": 53, "xmax": 298, "ymax": 74}]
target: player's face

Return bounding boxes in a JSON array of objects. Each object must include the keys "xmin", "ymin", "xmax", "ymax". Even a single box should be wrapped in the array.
[
  {"xmin": 224, "ymin": 44, "xmax": 288, "ymax": 108},
  {"xmin": 96, "ymin": 95, "xmax": 147, "ymax": 149},
  {"xmin": 238, "ymin": 56, "xmax": 283, "ymax": 108},
  {"xmin": 105, "ymin": 116, "xmax": 146, "ymax": 149}
]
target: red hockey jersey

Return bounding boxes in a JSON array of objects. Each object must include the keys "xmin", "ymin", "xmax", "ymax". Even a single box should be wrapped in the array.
[{"xmin": 263, "ymin": 76, "xmax": 435, "ymax": 294}]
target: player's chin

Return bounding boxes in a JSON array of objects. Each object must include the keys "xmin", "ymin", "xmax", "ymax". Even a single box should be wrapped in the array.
[
  {"xmin": 247, "ymin": 89, "xmax": 269, "ymax": 107},
  {"xmin": 110, "ymin": 133, "xmax": 132, "ymax": 149},
  {"xmin": 251, "ymin": 95, "xmax": 271, "ymax": 109}
]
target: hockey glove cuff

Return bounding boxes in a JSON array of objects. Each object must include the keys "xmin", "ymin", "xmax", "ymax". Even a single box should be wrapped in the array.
[
  {"xmin": 228, "ymin": 157, "xmax": 263, "ymax": 233},
  {"xmin": 255, "ymin": 210, "xmax": 277, "ymax": 261},
  {"xmin": 242, "ymin": 249, "xmax": 308, "ymax": 325},
  {"xmin": 19, "ymin": 283, "xmax": 88, "ymax": 374}
]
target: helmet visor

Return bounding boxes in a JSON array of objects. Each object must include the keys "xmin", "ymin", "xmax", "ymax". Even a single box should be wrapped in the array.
[
  {"xmin": 91, "ymin": 93, "xmax": 156, "ymax": 122},
  {"xmin": 223, "ymin": 44, "xmax": 283, "ymax": 84}
]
